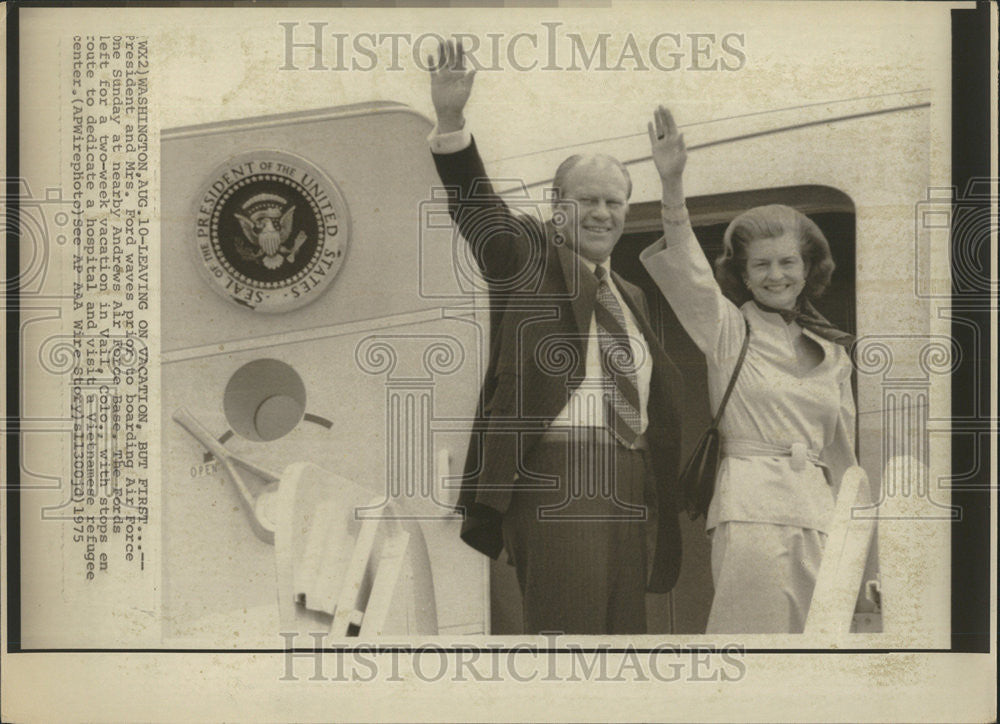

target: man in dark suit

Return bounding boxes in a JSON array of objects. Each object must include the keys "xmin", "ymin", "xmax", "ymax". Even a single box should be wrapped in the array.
[{"xmin": 428, "ymin": 40, "xmax": 683, "ymax": 634}]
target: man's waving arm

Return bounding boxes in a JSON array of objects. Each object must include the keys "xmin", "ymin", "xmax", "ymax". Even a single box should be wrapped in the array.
[{"xmin": 428, "ymin": 40, "xmax": 539, "ymax": 283}]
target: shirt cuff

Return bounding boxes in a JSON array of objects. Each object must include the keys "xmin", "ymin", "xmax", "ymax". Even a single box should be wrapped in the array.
[{"xmin": 429, "ymin": 125, "xmax": 472, "ymax": 154}]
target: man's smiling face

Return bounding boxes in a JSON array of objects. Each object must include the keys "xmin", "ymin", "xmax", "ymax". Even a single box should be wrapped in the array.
[{"xmin": 555, "ymin": 158, "xmax": 630, "ymax": 264}]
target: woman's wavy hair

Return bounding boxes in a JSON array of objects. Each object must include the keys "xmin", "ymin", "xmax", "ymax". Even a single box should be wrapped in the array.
[{"xmin": 714, "ymin": 204, "xmax": 836, "ymax": 305}]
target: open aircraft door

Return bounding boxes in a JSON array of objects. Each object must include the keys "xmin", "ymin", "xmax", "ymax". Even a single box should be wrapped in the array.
[{"xmin": 161, "ymin": 103, "xmax": 489, "ymax": 645}]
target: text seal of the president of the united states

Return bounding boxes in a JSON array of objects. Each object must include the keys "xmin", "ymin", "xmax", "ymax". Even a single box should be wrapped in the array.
[{"xmin": 194, "ymin": 150, "xmax": 349, "ymax": 313}]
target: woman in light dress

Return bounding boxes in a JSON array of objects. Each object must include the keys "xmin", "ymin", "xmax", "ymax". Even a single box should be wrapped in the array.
[{"xmin": 640, "ymin": 106, "xmax": 861, "ymax": 634}]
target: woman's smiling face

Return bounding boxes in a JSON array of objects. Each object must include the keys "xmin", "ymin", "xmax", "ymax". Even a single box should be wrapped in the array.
[{"xmin": 743, "ymin": 233, "xmax": 808, "ymax": 310}]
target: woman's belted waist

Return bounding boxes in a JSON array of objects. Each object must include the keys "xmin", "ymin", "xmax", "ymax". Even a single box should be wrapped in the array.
[{"xmin": 722, "ymin": 439, "xmax": 826, "ymax": 473}]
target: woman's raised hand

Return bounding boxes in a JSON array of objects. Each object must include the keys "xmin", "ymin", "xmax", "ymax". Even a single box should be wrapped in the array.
[{"xmin": 648, "ymin": 105, "xmax": 687, "ymax": 183}]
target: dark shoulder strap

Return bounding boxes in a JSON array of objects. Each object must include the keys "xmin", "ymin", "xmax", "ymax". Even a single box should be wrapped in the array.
[{"xmin": 710, "ymin": 318, "xmax": 751, "ymax": 428}]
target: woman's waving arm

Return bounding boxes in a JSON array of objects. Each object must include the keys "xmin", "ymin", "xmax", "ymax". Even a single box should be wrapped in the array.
[{"xmin": 640, "ymin": 105, "xmax": 746, "ymax": 361}]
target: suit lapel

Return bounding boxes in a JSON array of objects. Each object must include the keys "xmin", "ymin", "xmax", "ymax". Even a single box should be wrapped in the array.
[
  {"xmin": 553, "ymin": 225, "xmax": 597, "ymax": 338},
  {"xmin": 551, "ymin": 232, "xmax": 678, "ymax": 417}
]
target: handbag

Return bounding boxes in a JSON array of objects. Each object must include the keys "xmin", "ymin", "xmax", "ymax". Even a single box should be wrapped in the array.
[{"xmin": 681, "ymin": 319, "xmax": 751, "ymax": 520}]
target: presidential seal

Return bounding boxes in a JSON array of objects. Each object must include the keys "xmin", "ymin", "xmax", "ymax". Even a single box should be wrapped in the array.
[{"xmin": 194, "ymin": 150, "xmax": 349, "ymax": 312}]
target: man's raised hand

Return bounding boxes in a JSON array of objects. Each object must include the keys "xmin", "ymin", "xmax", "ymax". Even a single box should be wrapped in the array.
[{"xmin": 429, "ymin": 39, "xmax": 476, "ymax": 134}]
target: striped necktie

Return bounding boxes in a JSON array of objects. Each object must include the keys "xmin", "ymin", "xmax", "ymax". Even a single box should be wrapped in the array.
[{"xmin": 593, "ymin": 265, "xmax": 642, "ymax": 447}]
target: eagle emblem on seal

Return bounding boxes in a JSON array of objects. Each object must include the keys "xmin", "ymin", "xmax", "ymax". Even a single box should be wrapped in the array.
[
  {"xmin": 195, "ymin": 150, "xmax": 350, "ymax": 313},
  {"xmin": 233, "ymin": 193, "xmax": 308, "ymax": 270}
]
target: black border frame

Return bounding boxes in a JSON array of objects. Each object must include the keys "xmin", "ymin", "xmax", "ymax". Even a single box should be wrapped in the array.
[{"xmin": 949, "ymin": 2, "xmax": 992, "ymax": 654}]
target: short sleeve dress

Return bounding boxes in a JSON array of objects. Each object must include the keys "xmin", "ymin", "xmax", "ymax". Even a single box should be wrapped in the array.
[{"xmin": 640, "ymin": 229, "xmax": 857, "ymax": 634}]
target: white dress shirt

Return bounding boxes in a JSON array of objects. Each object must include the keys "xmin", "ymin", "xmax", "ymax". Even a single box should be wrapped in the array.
[{"xmin": 548, "ymin": 256, "xmax": 652, "ymax": 436}]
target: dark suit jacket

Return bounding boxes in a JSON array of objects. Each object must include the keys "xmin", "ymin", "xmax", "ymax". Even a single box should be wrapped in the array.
[{"xmin": 432, "ymin": 138, "xmax": 684, "ymax": 593}]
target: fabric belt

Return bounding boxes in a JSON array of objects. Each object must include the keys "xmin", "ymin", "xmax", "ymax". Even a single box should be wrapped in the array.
[
  {"xmin": 541, "ymin": 426, "xmax": 649, "ymax": 451},
  {"xmin": 722, "ymin": 439, "xmax": 825, "ymax": 473}
]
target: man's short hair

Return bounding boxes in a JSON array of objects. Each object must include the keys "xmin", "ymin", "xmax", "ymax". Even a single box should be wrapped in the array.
[{"xmin": 551, "ymin": 154, "xmax": 633, "ymax": 201}]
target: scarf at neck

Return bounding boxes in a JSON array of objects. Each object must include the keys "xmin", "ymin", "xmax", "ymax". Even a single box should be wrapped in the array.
[{"xmin": 752, "ymin": 299, "xmax": 856, "ymax": 350}]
